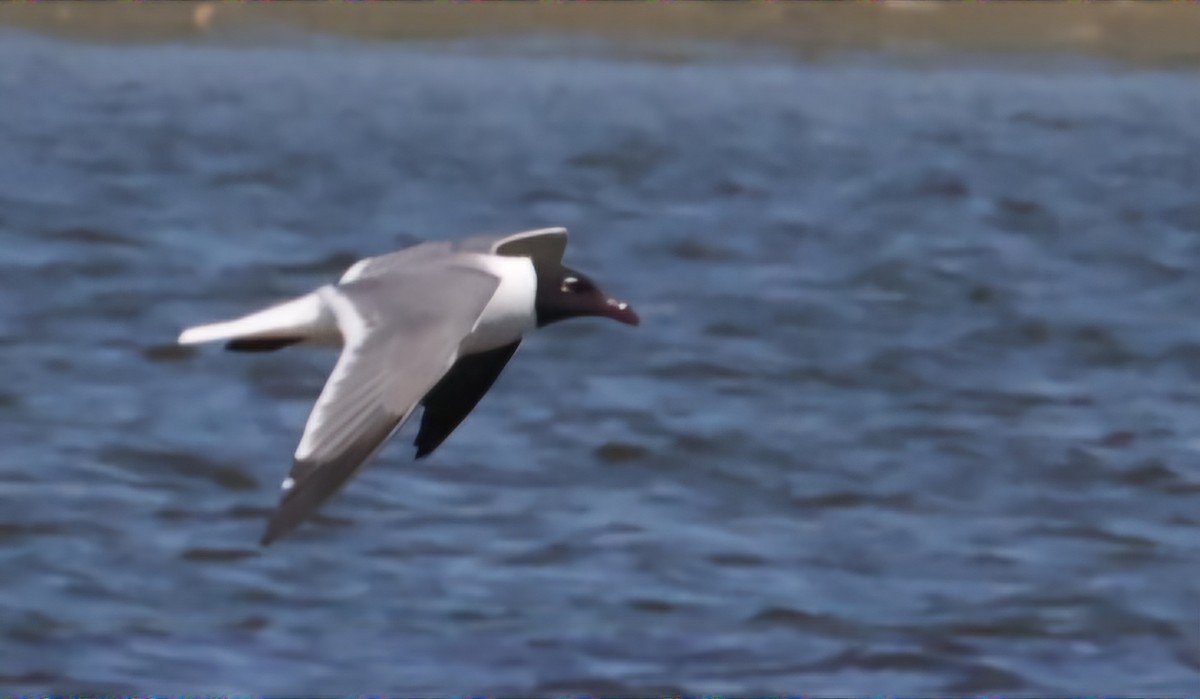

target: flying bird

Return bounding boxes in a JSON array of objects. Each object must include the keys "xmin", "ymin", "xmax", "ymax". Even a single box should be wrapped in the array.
[{"xmin": 177, "ymin": 228, "xmax": 639, "ymax": 544}]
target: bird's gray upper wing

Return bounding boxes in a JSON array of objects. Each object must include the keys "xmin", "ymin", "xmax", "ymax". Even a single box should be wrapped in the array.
[
  {"xmin": 464, "ymin": 227, "xmax": 568, "ymax": 263},
  {"xmin": 338, "ymin": 240, "xmax": 456, "ymax": 283},
  {"xmin": 342, "ymin": 228, "xmax": 567, "ymax": 284},
  {"xmin": 260, "ymin": 265, "xmax": 500, "ymax": 545}
]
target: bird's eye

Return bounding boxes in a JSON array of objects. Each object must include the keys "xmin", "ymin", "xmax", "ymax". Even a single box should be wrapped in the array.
[{"xmin": 561, "ymin": 276, "xmax": 578, "ymax": 293}]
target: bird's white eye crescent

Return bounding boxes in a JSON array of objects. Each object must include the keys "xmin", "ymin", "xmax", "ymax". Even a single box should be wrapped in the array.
[{"xmin": 561, "ymin": 276, "xmax": 578, "ymax": 293}]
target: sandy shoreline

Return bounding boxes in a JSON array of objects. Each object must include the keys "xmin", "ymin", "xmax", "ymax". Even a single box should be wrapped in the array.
[{"xmin": 1, "ymin": 1, "xmax": 1199, "ymax": 67}]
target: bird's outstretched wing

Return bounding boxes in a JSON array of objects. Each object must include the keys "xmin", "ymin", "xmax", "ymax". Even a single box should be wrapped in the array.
[
  {"xmin": 414, "ymin": 340, "xmax": 521, "ymax": 459},
  {"xmin": 488, "ymin": 227, "xmax": 568, "ymax": 262},
  {"xmin": 343, "ymin": 228, "xmax": 568, "ymax": 283},
  {"xmin": 260, "ymin": 265, "xmax": 500, "ymax": 545}
]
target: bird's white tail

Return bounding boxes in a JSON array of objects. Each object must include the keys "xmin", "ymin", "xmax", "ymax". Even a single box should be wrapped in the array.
[{"xmin": 178, "ymin": 291, "xmax": 338, "ymax": 346}]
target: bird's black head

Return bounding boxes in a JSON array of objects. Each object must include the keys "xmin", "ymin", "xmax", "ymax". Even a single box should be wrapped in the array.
[{"xmin": 534, "ymin": 263, "xmax": 640, "ymax": 328}]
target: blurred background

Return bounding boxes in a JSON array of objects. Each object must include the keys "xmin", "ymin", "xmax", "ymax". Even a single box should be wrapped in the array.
[{"xmin": 1, "ymin": 2, "xmax": 1198, "ymax": 694}]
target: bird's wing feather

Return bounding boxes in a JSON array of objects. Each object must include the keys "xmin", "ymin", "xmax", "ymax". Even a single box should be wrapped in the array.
[
  {"xmin": 339, "ymin": 240, "xmax": 456, "ymax": 283},
  {"xmin": 490, "ymin": 227, "xmax": 568, "ymax": 262},
  {"xmin": 261, "ymin": 266, "xmax": 500, "ymax": 544},
  {"xmin": 414, "ymin": 339, "xmax": 521, "ymax": 459},
  {"xmin": 340, "ymin": 228, "xmax": 566, "ymax": 283}
]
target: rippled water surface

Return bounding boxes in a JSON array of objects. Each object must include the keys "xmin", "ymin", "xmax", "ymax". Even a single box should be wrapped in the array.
[{"xmin": 1, "ymin": 32, "xmax": 1199, "ymax": 694}]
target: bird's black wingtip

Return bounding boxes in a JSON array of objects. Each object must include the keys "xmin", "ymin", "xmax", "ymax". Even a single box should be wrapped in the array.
[
  {"xmin": 259, "ymin": 510, "xmax": 293, "ymax": 546},
  {"xmin": 226, "ymin": 337, "xmax": 303, "ymax": 353},
  {"xmin": 413, "ymin": 436, "xmax": 433, "ymax": 460},
  {"xmin": 259, "ymin": 524, "xmax": 279, "ymax": 547}
]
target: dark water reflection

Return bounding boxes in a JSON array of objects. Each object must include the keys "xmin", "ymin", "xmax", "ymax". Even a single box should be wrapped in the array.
[{"xmin": 1, "ymin": 33, "xmax": 1198, "ymax": 693}]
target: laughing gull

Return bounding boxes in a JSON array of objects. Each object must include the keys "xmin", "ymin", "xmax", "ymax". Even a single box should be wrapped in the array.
[{"xmin": 178, "ymin": 227, "xmax": 639, "ymax": 544}]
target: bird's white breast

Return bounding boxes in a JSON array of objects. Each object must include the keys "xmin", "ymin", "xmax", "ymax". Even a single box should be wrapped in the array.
[{"xmin": 458, "ymin": 254, "xmax": 537, "ymax": 356}]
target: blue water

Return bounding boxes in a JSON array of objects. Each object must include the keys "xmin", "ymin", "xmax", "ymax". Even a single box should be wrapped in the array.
[{"xmin": 1, "ymin": 32, "xmax": 1198, "ymax": 694}]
